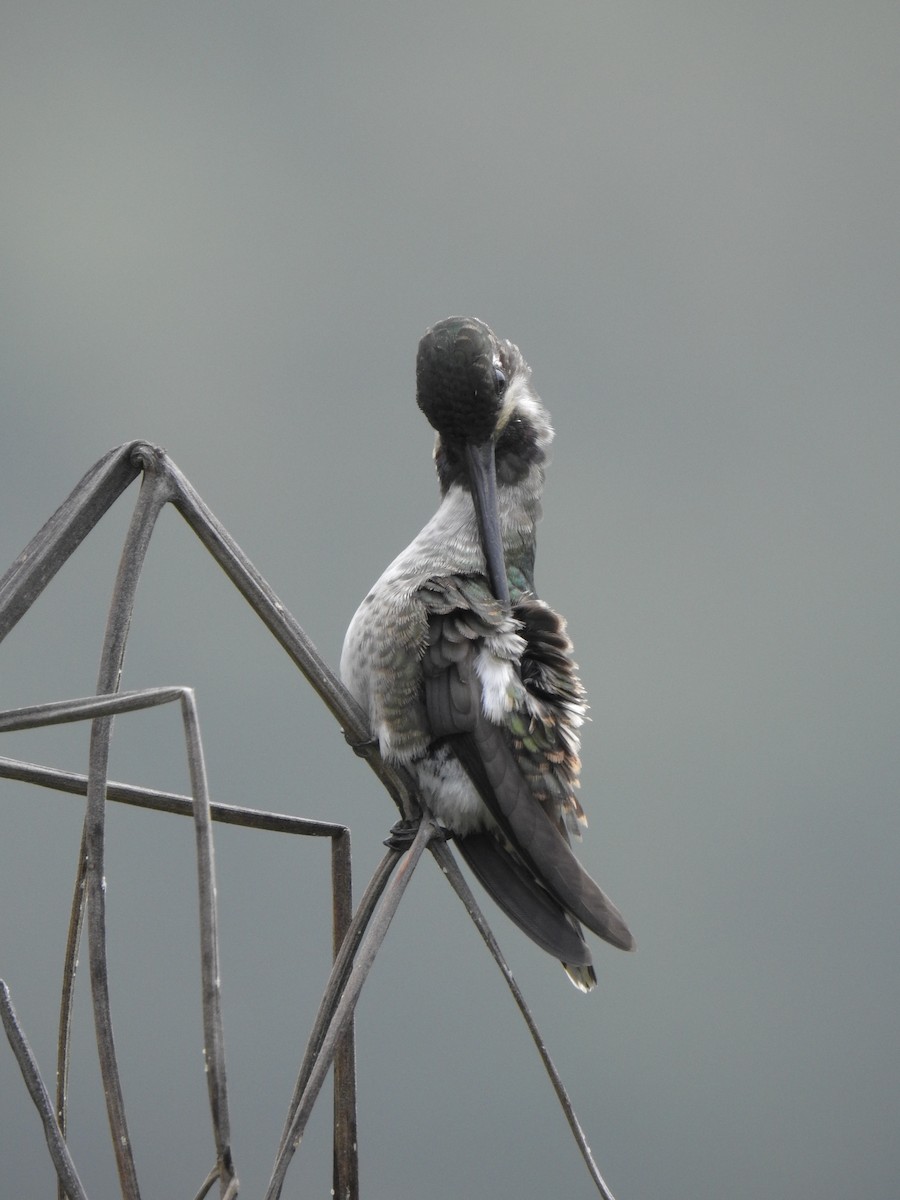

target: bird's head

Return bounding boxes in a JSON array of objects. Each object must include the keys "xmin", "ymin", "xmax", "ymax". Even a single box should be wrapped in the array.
[
  {"xmin": 415, "ymin": 317, "xmax": 549, "ymax": 606},
  {"xmin": 416, "ymin": 316, "xmax": 513, "ymax": 444}
]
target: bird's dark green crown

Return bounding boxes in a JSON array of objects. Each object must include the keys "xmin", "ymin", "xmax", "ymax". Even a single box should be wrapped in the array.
[
  {"xmin": 416, "ymin": 317, "xmax": 507, "ymax": 444},
  {"xmin": 416, "ymin": 316, "xmax": 550, "ymax": 496}
]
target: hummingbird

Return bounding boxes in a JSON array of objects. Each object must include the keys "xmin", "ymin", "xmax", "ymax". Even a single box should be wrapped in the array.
[{"xmin": 341, "ymin": 316, "xmax": 634, "ymax": 989}]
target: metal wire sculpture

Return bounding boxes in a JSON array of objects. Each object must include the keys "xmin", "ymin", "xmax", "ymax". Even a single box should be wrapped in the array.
[{"xmin": 0, "ymin": 441, "xmax": 620, "ymax": 1200}]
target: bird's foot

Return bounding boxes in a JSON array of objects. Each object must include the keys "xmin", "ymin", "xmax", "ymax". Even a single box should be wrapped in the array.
[
  {"xmin": 383, "ymin": 818, "xmax": 451, "ymax": 849},
  {"xmin": 344, "ymin": 730, "xmax": 378, "ymax": 759}
]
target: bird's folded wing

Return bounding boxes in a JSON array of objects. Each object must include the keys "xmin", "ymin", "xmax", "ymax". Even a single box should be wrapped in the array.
[
  {"xmin": 453, "ymin": 719, "xmax": 634, "ymax": 951},
  {"xmin": 455, "ymin": 830, "xmax": 593, "ymax": 965},
  {"xmin": 423, "ymin": 587, "xmax": 634, "ymax": 953}
]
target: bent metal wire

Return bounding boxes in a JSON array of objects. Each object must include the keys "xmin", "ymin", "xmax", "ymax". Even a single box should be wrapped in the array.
[{"xmin": 0, "ymin": 434, "xmax": 622, "ymax": 1200}]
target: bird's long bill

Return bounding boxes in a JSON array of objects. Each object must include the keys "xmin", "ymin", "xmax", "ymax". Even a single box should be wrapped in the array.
[{"xmin": 465, "ymin": 439, "xmax": 511, "ymax": 609}]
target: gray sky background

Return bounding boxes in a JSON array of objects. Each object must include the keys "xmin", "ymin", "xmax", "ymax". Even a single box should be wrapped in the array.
[{"xmin": 2, "ymin": 3, "xmax": 898, "ymax": 1197}]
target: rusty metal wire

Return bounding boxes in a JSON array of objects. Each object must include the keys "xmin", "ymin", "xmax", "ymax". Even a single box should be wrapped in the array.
[{"xmin": 0, "ymin": 441, "xmax": 621, "ymax": 1200}]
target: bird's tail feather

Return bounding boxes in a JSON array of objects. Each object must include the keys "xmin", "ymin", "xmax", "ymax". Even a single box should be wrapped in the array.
[{"xmin": 456, "ymin": 832, "xmax": 597, "ymax": 989}]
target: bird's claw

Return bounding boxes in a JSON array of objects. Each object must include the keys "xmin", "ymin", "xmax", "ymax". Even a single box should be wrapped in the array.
[
  {"xmin": 383, "ymin": 818, "xmax": 451, "ymax": 849},
  {"xmin": 345, "ymin": 730, "xmax": 378, "ymax": 758}
]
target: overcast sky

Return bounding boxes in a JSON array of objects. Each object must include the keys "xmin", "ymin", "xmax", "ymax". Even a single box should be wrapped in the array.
[{"xmin": 2, "ymin": 3, "xmax": 899, "ymax": 1198}]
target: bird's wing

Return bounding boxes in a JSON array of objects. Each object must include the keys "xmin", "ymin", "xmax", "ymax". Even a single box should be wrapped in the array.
[
  {"xmin": 455, "ymin": 831, "xmax": 594, "ymax": 976},
  {"xmin": 421, "ymin": 577, "xmax": 634, "ymax": 953}
]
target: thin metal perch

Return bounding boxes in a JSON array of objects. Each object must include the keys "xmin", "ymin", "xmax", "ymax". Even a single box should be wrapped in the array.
[
  {"xmin": 0, "ymin": 441, "xmax": 623, "ymax": 1199},
  {"xmin": 265, "ymin": 816, "xmax": 440, "ymax": 1200}
]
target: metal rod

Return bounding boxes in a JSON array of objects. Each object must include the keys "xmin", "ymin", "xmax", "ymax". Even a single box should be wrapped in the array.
[
  {"xmin": 0, "ymin": 442, "xmax": 141, "ymax": 644},
  {"xmin": 265, "ymin": 818, "xmax": 439, "ymax": 1200},
  {"xmin": 331, "ymin": 829, "xmax": 359, "ymax": 1200},
  {"xmin": 0, "ymin": 755, "xmax": 346, "ymax": 836},
  {"xmin": 84, "ymin": 465, "xmax": 175, "ymax": 1199},
  {"xmin": 0, "ymin": 981, "xmax": 90, "ymax": 1200},
  {"xmin": 431, "ymin": 840, "xmax": 621, "ymax": 1200},
  {"xmin": 181, "ymin": 688, "xmax": 236, "ymax": 1196}
]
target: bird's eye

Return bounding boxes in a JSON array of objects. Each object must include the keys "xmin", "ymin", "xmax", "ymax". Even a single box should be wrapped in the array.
[{"xmin": 493, "ymin": 368, "xmax": 507, "ymax": 393}]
